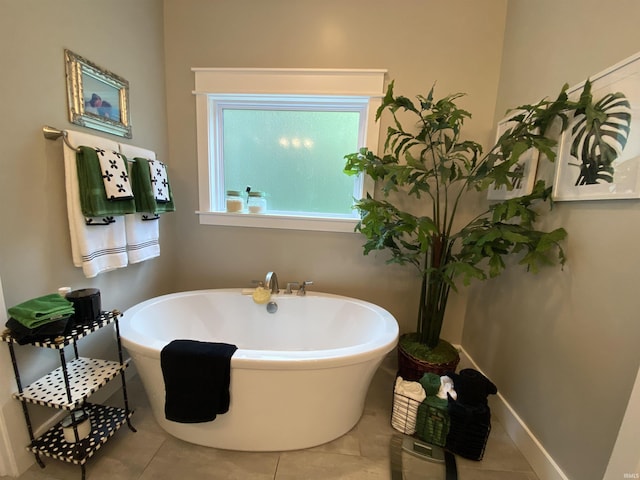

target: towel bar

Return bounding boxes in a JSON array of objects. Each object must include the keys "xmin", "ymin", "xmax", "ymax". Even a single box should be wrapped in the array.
[
  {"xmin": 42, "ymin": 126, "xmax": 144, "ymax": 164},
  {"xmin": 43, "ymin": 125, "xmax": 80, "ymax": 152}
]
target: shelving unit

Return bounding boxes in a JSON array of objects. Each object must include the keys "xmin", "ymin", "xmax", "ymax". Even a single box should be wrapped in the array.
[{"xmin": 1, "ymin": 310, "xmax": 136, "ymax": 480}]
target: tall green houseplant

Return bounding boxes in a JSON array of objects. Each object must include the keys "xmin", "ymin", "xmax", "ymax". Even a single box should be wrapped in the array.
[{"xmin": 344, "ymin": 80, "xmax": 629, "ymax": 370}]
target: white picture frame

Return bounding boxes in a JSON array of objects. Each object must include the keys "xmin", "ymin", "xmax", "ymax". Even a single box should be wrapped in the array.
[{"xmin": 553, "ymin": 52, "xmax": 640, "ymax": 201}]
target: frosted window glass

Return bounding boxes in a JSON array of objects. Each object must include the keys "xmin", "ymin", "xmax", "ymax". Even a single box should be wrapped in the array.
[{"xmin": 222, "ymin": 109, "xmax": 360, "ymax": 215}]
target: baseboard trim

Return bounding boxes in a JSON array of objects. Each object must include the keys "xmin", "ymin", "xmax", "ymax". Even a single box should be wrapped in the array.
[{"xmin": 457, "ymin": 346, "xmax": 569, "ymax": 480}]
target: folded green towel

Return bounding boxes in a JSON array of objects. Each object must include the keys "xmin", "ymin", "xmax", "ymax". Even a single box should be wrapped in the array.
[
  {"xmin": 76, "ymin": 146, "xmax": 136, "ymax": 217},
  {"xmin": 415, "ymin": 397, "xmax": 450, "ymax": 446},
  {"xmin": 8, "ymin": 294, "xmax": 75, "ymax": 329},
  {"xmin": 131, "ymin": 158, "xmax": 176, "ymax": 215}
]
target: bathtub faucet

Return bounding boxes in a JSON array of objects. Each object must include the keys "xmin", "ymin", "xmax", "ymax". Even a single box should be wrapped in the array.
[{"xmin": 265, "ymin": 271, "xmax": 279, "ymax": 294}]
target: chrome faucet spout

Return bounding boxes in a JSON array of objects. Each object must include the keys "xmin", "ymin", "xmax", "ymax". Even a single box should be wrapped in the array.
[{"xmin": 265, "ymin": 271, "xmax": 279, "ymax": 294}]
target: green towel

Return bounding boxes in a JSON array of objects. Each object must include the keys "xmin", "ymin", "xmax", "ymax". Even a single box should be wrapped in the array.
[
  {"xmin": 76, "ymin": 146, "xmax": 136, "ymax": 217},
  {"xmin": 415, "ymin": 396, "xmax": 450, "ymax": 446},
  {"xmin": 8, "ymin": 294, "xmax": 75, "ymax": 329},
  {"xmin": 131, "ymin": 157, "xmax": 176, "ymax": 215},
  {"xmin": 419, "ymin": 372, "xmax": 442, "ymax": 396}
]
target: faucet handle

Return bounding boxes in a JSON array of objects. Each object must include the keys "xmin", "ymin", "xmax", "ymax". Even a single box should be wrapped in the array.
[
  {"xmin": 251, "ymin": 280, "xmax": 264, "ymax": 288},
  {"xmin": 285, "ymin": 282, "xmax": 299, "ymax": 294},
  {"xmin": 298, "ymin": 281, "xmax": 313, "ymax": 296}
]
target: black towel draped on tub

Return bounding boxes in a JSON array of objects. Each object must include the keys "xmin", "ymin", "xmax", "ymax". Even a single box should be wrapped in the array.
[{"xmin": 160, "ymin": 339, "xmax": 238, "ymax": 423}]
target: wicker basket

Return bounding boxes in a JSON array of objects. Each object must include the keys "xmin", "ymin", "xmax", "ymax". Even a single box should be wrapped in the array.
[{"xmin": 397, "ymin": 345, "xmax": 460, "ymax": 381}]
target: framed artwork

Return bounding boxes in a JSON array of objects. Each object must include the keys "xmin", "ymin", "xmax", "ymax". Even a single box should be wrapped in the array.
[
  {"xmin": 553, "ymin": 52, "xmax": 640, "ymax": 201},
  {"xmin": 487, "ymin": 115, "xmax": 540, "ymax": 200},
  {"xmin": 64, "ymin": 49, "xmax": 132, "ymax": 138}
]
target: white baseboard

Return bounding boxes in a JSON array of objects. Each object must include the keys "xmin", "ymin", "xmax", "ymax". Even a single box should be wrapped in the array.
[{"xmin": 457, "ymin": 346, "xmax": 569, "ymax": 480}]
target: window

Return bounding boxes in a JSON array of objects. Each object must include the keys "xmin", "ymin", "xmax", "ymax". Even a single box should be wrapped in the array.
[{"xmin": 193, "ymin": 68, "xmax": 386, "ymax": 232}]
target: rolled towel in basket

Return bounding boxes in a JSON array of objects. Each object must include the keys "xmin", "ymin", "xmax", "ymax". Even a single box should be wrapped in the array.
[
  {"xmin": 391, "ymin": 376, "xmax": 426, "ymax": 434},
  {"xmin": 415, "ymin": 395, "xmax": 450, "ymax": 446},
  {"xmin": 450, "ymin": 369, "xmax": 497, "ymax": 406},
  {"xmin": 437, "ymin": 375, "xmax": 457, "ymax": 401}
]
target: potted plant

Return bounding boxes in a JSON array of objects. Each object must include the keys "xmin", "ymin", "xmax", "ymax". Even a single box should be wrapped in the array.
[{"xmin": 344, "ymin": 80, "xmax": 629, "ymax": 379}]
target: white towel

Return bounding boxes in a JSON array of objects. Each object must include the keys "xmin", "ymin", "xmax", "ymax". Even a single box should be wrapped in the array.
[
  {"xmin": 118, "ymin": 144, "xmax": 160, "ymax": 264},
  {"xmin": 391, "ymin": 376, "xmax": 426, "ymax": 434},
  {"xmin": 437, "ymin": 375, "xmax": 457, "ymax": 401},
  {"xmin": 63, "ymin": 130, "xmax": 128, "ymax": 278}
]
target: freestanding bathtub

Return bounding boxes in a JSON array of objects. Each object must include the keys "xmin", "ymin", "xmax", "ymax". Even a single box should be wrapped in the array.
[{"xmin": 120, "ymin": 289, "xmax": 398, "ymax": 451}]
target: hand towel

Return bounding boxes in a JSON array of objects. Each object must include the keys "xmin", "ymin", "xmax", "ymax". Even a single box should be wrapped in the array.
[
  {"xmin": 76, "ymin": 146, "xmax": 136, "ymax": 216},
  {"xmin": 5, "ymin": 316, "xmax": 71, "ymax": 345},
  {"xmin": 119, "ymin": 144, "xmax": 161, "ymax": 263},
  {"xmin": 95, "ymin": 147, "xmax": 134, "ymax": 200},
  {"xmin": 131, "ymin": 157, "xmax": 176, "ymax": 214},
  {"xmin": 161, "ymin": 339, "xmax": 237, "ymax": 423},
  {"xmin": 148, "ymin": 159, "xmax": 170, "ymax": 202},
  {"xmin": 63, "ymin": 130, "xmax": 129, "ymax": 278},
  {"xmin": 8, "ymin": 294, "xmax": 75, "ymax": 329}
]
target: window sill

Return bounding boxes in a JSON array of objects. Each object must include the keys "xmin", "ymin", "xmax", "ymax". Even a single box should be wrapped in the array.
[{"xmin": 196, "ymin": 211, "xmax": 360, "ymax": 233}]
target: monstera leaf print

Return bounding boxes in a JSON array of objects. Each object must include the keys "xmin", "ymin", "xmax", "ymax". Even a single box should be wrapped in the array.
[{"xmin": 570, "ymin": 92, "xmax": 631, "ymax": 185}]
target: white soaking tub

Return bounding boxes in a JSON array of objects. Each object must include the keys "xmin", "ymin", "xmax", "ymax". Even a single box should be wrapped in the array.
[{"xmin": 120, "ymin": 289, "xmax": 398, "ymax": 451}]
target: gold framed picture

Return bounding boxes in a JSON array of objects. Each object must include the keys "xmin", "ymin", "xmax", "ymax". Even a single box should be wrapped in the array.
[{"xmin": 64, "ymin": 49, "xmax": 132, "ymax": 138}]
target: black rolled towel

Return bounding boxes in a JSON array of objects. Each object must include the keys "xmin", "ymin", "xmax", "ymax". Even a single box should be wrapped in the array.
[
  {"xmin": 450, "ymin": 368, "xmax": 497, "ymax": 406},
  {"xmin": 161, "ymin": 339, "xmax": 238, "ymax": 423}
]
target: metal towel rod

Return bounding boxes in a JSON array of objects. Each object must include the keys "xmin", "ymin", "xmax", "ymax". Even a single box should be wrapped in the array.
[
  {"xmin": 42, "ymin": 125, "xmax": 80, "ymax": 152},
  {"xmin": 42, "ymin": 125, "xmax": 151, "ymax": 165}
]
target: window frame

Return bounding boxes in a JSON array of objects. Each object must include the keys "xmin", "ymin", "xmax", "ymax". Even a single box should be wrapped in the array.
[{"xmin": 193, "ymin": 68, "xmax": 386, "ymax": 232}]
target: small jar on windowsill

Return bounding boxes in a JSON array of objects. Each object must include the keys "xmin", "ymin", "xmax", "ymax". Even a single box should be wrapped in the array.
[
  {"xmin": 247, "ymin": 191, "xmax": 267, "ymax": 214},
  {"xmin": 226, "ymin": 190, "xmax": 245, "ymax": 213}
]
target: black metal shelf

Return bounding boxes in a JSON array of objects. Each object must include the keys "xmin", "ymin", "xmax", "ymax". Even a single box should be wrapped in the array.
[
  {"xmin": 3, "ymin": 309, "xmax": 136, "ymax": 480},
  {"xmin": 13, "ymin": 357, "xmax": 129, "ymax": 410},
  {"xmin": 28, "ymin": 403, "xmax": 133, "ymax": 465},
  {"xmin": 1, "ymin": 310, "xmax": 121, "ymax": 349}
]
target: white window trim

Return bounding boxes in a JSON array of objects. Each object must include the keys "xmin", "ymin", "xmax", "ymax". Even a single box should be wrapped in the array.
[{"xmin": 192, "ymin": 68, "xmax": 387, "ymax": 233}]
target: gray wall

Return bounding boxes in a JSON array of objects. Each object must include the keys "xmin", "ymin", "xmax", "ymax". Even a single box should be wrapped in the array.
[
  {"xmin": 0, "ymin": 0, "xmax": 173, "ymax": 315},
  {"xmin": 0, "ymin": 0, "xmax": 172, "ymax": 470},
  {"xmin": 463, "ymin": 1, "xmax": 640, "ymax": 479},
  {"xmin": 163, "ymin": 0, "xmax": 509, "ymax": 342},
  {"xmin": 2, "ymin": 1, "xmax": 638, "ymax": 478}
]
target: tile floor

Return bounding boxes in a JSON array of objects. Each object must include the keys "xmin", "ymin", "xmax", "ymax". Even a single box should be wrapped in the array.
[{"xmin": 6, "ymin": 352, "xmax": 540, "ymax": 480}]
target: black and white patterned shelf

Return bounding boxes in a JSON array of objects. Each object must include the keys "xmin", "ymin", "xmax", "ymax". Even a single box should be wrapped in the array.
[
  {"xmin": 14, "ymin": 357, "xmax": 129, "ymax": 410},
  {"xmin": 28, "ymin": 403, "xmax": 133, "ymax": 465},
  {"xmin": 1, "ymin": 310, "xmax": 121, "ymax": 349}
]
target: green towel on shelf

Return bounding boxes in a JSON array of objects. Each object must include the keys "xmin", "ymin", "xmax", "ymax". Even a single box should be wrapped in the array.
[
  {"xmin": 131, "ymin": 157, "xmax": 176, "ymax": 215},
  {"xmin": 8, "ymin": 294, "xmax": 75, "ymax": 329},
  {"xmin": 76, "ymin": 146, "xmax": 136, "ymax": 217}
]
